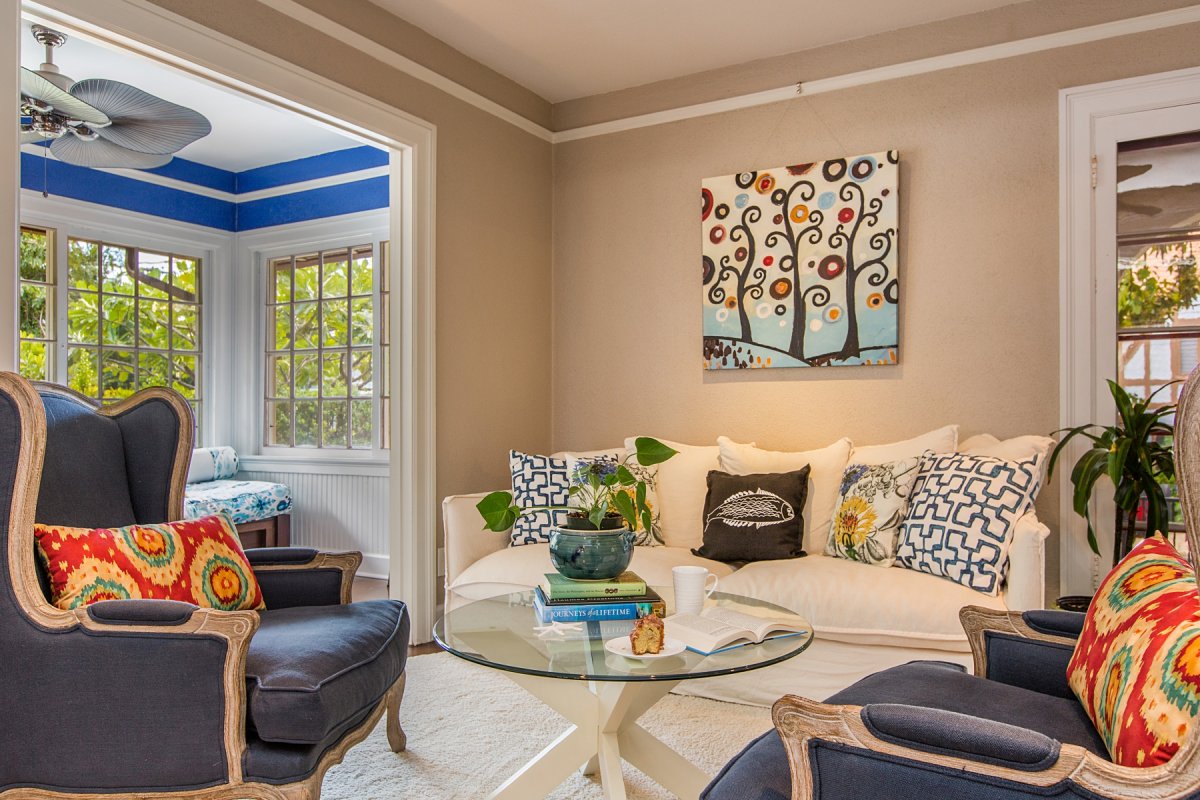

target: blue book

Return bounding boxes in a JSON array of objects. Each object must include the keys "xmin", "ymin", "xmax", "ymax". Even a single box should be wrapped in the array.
[{"xmin": 533, "ymin": 586, "xmax": 665, "ymax": 623}]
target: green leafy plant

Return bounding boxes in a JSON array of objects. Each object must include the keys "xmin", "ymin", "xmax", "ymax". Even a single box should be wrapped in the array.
[
  {"xmin": 1048, "ymin": 380, "xmax": 1176, "ymax": 565},
  {"xmin": 477, "ymin": 437, "xmax": 678, "ymax": 533}
]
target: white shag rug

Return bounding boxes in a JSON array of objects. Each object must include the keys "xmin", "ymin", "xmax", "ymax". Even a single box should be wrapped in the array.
[{"xmin": 320, "ymin": 652, "xmax": 774, "ymax": 799}]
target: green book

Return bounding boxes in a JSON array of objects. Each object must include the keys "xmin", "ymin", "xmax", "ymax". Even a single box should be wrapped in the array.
[{"xmin": 540, "ymin": 571, "xmax": 647, "ymax": 599}]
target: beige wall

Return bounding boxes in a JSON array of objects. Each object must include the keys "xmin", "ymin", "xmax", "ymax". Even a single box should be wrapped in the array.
[
  {"xmin": 552, "ymin": 22, "xmax": 1200, "ymax": 599},
  {"xmin": 145, "ymin": 0, "xmax": 555, "ymax": 517}
]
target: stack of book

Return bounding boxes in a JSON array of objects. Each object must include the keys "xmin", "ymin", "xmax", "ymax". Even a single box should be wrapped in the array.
[{"xmin": 533, "ymin": 570, "xmax": 666, "ymax": 623}]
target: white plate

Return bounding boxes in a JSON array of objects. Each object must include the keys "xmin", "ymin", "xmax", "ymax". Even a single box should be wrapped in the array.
[{"xmin": 604, "ymin": 636, "xmax": 686, "ymax": 660}]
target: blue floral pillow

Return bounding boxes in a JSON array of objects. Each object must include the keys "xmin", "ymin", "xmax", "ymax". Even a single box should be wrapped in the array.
[{"xmin": 895, "ymin": 451, "xmax": 1042, "ymax": 595}]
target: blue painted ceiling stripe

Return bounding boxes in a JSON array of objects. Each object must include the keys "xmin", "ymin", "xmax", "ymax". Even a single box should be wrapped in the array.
[
  {"xmin": 20, "ymin": 152, "xmax": 236, "ymax": 231},
  {"xmin": 237, "ymin": 175, "xmax": 388, "ymax": 231},
  {"xmin": 236, "ymin": 146, "xmax": 389, "ymax": 193},
  {"xmin": 144, "ymin": 157, "xmax": 237, "ymax": 193}
]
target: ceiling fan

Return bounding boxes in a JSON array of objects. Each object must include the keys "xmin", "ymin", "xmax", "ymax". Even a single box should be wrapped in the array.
[{"xmin": 19, "ymin": 25, "xmax": 211, "ymax": 169}]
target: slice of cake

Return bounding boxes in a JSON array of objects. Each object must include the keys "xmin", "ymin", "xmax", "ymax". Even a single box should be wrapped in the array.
[{"xmin": 630, "ymin": 613, "xmax": 665, "ymax": 655}]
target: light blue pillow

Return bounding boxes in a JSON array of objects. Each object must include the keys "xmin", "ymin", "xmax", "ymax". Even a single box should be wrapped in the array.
[{"xmin": 895, "ymin": 451, "xmax": 1042, "ymax": 595}]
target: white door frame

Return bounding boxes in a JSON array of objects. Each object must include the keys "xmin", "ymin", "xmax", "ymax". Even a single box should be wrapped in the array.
[
  {"xmin": 5, "ymin": 0, "xmax": 439, "ymax": 640},
  {"xmin": 1059, "ymin": 66, "xmax": 1200, "ymax": 596}
]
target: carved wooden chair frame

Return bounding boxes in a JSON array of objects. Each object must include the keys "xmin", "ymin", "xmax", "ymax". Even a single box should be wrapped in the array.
[
  {"xmin": 1, "ymin": 374, "xmax": 405, "ymax": 800},
  {"xmin": 768, "ymin": 364, "xmax": 1200, "ymax": 799}
]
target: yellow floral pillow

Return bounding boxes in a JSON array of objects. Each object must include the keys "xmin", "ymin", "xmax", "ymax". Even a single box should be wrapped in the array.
[{"xmin": 828, "ymin": 457, "xmax": 920, "ymax": 566}]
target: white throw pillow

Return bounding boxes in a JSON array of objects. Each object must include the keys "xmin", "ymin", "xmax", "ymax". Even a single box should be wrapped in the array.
[
  {"xmin": 850, "ymin": 424, "xmax": 959, "ymax": 465},
  {"xmin": 828, "ymin": 456, "xmax": 920, "ymax": 567},
  {"xmin": 716, "ymin": 436, "xmax": 852, "ymax": 555},
  {"xmin": 623, "ymin": 437, "xmax": 725, "ymax": 550},
  {"xmin": 960, "ymin": 434, "xmax": 1055, "ymax": 481}
]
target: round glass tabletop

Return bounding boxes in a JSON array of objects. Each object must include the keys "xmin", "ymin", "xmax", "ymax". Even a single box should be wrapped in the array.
[{"xmin": 434, "ymin": 586, "xmax": 813, "ymax": 682}]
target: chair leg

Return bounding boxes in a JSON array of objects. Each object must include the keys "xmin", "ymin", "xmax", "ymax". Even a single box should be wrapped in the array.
[{"xmin": 386, "ymin": 671, "xmax": 407, "ymax": 752}]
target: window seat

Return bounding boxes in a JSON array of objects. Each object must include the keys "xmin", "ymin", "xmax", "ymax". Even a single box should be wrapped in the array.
[{"xmin": 184, "ymin": 447, "xmax": 293, "ymax": 547}]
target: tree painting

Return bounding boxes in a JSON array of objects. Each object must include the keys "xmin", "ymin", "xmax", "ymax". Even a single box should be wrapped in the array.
[{"xmin": 702, "ymin": 151, "xmax": 899, "ymax": 369}]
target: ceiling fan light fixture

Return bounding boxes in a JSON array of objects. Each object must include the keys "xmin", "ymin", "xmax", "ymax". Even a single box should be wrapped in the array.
[{"xmin": 18, "ymin": 24, "xmax": 211, "ymax": 169}]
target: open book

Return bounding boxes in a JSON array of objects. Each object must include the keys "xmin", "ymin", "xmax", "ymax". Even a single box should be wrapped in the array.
[{"xmin": 666, "ymin": 607, "xmax": 809, "ymax": 655}]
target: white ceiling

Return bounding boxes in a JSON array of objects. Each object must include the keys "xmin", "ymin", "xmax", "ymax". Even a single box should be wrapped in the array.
[
  {"xmin": 20, "ymin": 20, "xmax": 364, "ymax": 173},
  {"xmin": 369, "ymin": 0, "xmax": 1026, "ymax": 103}
]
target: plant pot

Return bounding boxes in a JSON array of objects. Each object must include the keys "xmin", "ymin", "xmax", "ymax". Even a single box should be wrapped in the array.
[
  {"xmin": 549, "ymin": 514, "xmax": 634, "ymax": 580},
  {"xmin": 1055, "ymin": 595, "xmax": 1093, "ymax": 613}
]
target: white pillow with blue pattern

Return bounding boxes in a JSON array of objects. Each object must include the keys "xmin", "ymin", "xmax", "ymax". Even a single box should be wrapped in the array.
[
  {"xmin": 507, "ymin": 449, "xmax": 625, "ymax": 546},
  {"xmin": 895, "ymin": 451, "xmax": 1042, "ymax": 595}
]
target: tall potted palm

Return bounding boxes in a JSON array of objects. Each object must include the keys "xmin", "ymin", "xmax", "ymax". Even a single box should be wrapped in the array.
[{"xmin": 1048, "ymin": 380, "xmax": 1177, "ymax": 582}]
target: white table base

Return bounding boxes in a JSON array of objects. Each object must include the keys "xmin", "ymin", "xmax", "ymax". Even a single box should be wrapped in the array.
[{"xmin": 487, "ymin": 672, "xmax": 713, "ymax": 800}]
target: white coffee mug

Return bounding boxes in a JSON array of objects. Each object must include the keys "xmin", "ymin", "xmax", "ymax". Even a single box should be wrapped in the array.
[{"xmin": 673, "ymin": 565, "xmax": 719, "ymax": 616}]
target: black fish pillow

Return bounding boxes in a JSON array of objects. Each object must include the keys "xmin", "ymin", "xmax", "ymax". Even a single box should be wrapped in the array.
[{"xmin": 692, "ymin": 467, "xmax": 810, "ymax": 562}]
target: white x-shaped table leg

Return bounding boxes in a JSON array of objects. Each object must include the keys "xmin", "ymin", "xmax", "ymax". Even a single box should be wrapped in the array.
[{"xmin": 486, "ymin": 672, "xmax": 712, "ymax": 800}]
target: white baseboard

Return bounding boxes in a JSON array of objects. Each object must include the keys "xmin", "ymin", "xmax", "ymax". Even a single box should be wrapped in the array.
[{"xmin": 359, "ymin": 552, "xmax": 390, "ymax": 580}]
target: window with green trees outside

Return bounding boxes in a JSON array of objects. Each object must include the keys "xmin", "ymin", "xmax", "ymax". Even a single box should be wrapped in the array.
[
  {"xmin": 17, "ymin": 226, "xmax": 204, "ymax": 433},
  {"xmin": 265, "ymin": 244, "xmax": 383, "ymax": 450},
  {"xmin": 19, "ymin": 226, "xmax": 55, "ymax": 382}
]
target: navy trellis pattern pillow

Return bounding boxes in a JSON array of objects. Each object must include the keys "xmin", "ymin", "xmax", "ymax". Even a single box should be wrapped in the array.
[
  {"xmin": 895, "ymin": 451, "xmax": 1042, "ymax": 595},
  {"xmin": 509, "ymin": 451, "xmax": 570, "ymax": 546}
]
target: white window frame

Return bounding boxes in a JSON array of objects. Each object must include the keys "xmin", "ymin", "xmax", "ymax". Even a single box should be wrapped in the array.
[
  {"xmin": 235, "ymin": 210, "xmax": 390, "ymax": 469},
  {"xmin": 1060, "ymin": 66, "xmax": 1200, "ymax": 595},
  {"xmin": 9, "ymin": 0, "xmax": 438, "ymax": 644},
  {"xmin": 18, "ymin": 191, "xmax": 233, "ymax": 445}
]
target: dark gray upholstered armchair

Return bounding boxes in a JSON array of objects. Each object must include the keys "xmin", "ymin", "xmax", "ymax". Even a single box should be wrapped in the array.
[
  {"xmin": 703, "ymin": 366, "xmax": 1200, "ymax": 800},
  {"xmin": 0, "ymin": 374, "xmax": 410, "ymax": 800}
]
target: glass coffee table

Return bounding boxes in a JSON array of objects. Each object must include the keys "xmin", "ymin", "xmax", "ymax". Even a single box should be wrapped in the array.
[{"xmin": 434, "ymin": 587, "xmax": 813, "ymax": 800}]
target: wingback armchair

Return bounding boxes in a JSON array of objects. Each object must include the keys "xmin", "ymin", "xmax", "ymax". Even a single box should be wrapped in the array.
[
  {"xmin": 704, "ymin": 367, "xmax": 1200, "ymax": 800},
  {"xmin": 0, "ymin": 374, "xmax": 409, "ymax": 800}
]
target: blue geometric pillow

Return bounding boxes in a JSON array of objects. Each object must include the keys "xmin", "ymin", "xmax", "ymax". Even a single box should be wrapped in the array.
[
  {"xmin": 508, "ymin": 450, "xmax": 570, "ymax": 546},
  {"xmin": 895, "ymin": 451, "xmax": 1042, "ymax": 595}
]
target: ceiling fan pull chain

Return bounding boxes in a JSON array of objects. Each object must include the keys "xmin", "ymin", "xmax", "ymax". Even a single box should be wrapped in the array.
[{"xmin": 42, "ymin": 141, "xmax": 49, "ymax": 198}]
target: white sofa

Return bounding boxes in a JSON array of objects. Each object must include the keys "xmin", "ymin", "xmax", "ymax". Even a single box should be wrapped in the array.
[{"xmin": 442, "ymin": 428, "xmax": 1050, "ymax": 706}]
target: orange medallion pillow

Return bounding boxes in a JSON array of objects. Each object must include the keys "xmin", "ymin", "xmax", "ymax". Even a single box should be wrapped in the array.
[
  {"xmin": 34, "ymin": 513, "xmax": 264, "ymax": 611},
  {"xmin": 1067, "ymin": 536, "xmax": 1200, "ymax": 767}
]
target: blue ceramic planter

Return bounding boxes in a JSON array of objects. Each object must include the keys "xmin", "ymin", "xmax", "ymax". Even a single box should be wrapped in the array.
[{"xmin": 548, "ymin": 518, "xmax": 635, "ymax": 580}]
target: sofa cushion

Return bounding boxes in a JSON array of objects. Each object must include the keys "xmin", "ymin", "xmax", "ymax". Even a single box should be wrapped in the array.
[
  {"xmin": 850, "ymin": 425, "xmax": 958, "ymax": 465},
  {"xmin": 624, "ymin": 437, "xmax": 724, "ymax": 550},
  {"xmin": 34, "ymin": 513, "xmax": 264, "ymax": 611},
  {"xmin": 695, "ymin": 467, "xmax": 809, "ymax": 562},
  {"xmin": 896, "ymin": 452, "xmax": 1042, "ymax": 595},
  {"xmin": 1068, "ymin": 536, "xmax": 1200, "ymax": 767},
  {"xmin": 717, "ymin": 554, "xmax": 1005, "ymax": 650},
  {"xmin": 184, "ymin": 479, "xmax": 293, "ymax": 525},
  {"xmin": 246, "ymin": 599, "xmax": 409, "ymax": 745},
  {"xmin": 717, "ymin": 436, "xmax": 852, "ymax": 555},
  {"xmin": 960, "ymin": 433, "xmax": 1055, "ymax": 480},
  {"xmin": 448, "ymin": 542, "xmax": 734, "ymax": 604}
]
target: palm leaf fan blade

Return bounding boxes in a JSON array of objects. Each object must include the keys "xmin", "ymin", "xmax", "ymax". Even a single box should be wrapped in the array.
[
  {"xmin": 19, "ymin": 67, "xmax": 109, "ymax": 126},
  {"xmin": 70, "ymin": 79, "xmax": 211, "ymax": 155},
  {"xmin": 49, "ymin": 135, "xmax": 171, "ymax": 169}
]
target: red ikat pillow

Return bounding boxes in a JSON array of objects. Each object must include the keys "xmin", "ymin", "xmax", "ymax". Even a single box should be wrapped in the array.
[
  {"xmin": 34, "ymin": 512, "xmax": 264, "ymax": 611},
  {"xmin": 1067, "ymin": 536, "xmax": 1200, "ymax": 767}
]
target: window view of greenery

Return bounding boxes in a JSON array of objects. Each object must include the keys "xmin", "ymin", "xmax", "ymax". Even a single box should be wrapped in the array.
[
  {"xmin": 266, "ymin": 245, "xmax": 376, "ymax": 449},
  {"xmin": 65, "ymin": 237, "xmax": 202, "ymax": 424},
  {"xmin": 19, "ymin": 226, "xmax": 55, "ymax": 382}
]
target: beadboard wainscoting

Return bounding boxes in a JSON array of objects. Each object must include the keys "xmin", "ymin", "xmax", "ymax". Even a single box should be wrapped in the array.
[{"xmin": 240, "ymin": 467, "xmax": 390, "ymax": 579}]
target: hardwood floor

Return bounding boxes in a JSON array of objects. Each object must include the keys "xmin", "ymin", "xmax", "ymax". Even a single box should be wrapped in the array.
[{"xmin": 352, "ymin": 576, "xmax": 442, "ymax": 656}]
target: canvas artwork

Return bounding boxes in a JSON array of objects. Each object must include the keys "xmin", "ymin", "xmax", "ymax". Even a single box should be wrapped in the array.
[{"xmin": 702, "ymin": 151, "xmax": 899, "ymax": 369}]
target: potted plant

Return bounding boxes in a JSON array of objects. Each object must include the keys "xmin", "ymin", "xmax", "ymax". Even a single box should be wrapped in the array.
[
  {"xmin": 476, "ymin": 437, "xmax": 678, "ymax": 580},
  {"xmin": 1048, "ymin": 380, "xmax": 1177, "ymax": 610}
]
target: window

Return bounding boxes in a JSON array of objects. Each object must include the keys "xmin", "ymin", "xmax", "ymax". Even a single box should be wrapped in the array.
[
  {"xmin": 19, "ymin": 226, "xmax": 55, "ymax": 382},
  {"xmin": 63, "ymin": 236, "xmax": 203, "ymax": 422},
  {"xmin": 265, "ymin": 244, "xmax": 380, "ymax": 450}
]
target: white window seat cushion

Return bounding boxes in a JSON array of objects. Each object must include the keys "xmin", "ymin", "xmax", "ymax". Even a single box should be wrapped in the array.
[
  {"xmin": 717, "ymin": 553, "xmax": 1007, "ymax": 651},
  {"xmin": 446, "ymin": 544, "xmax": 735, "ymax": 605}
]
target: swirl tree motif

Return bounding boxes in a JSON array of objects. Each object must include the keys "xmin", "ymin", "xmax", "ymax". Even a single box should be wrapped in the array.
[{"xmin": 701, "ymin": 152, "xmax": 899, "ymax": 369}]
